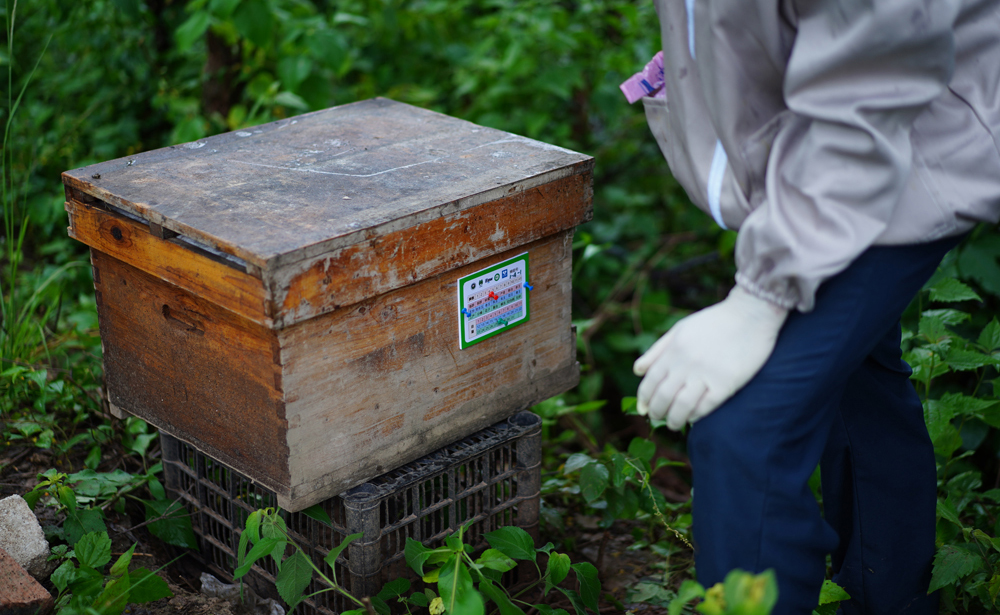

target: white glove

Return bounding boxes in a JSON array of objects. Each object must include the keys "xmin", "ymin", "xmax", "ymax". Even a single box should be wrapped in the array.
[{"xmin": 633, "ymin": 286, "xmax": 789, "ymax": 431}]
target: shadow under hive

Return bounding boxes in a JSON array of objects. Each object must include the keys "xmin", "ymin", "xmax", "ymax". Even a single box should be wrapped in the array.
[{"xmin": 162, "ymin": 412, "xmax": 542, "ymax": 614}]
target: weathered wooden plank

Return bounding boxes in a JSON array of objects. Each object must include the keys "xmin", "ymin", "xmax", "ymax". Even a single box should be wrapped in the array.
[
  {"xmin": 68, "ymin": 199, "xmax": 271, "ymax": 326},
  {"xmin": 277, "ymin": 231, "xmax": 577, "ymax": 510},
  {"xmin": 272, "ymin": 170, "xmax": 592, "ymax": 327},
  {"xmin": 61, "ymin": 99, "xmax": 593, "ymax": 271},
  {"xmin": 92, "ymin": 250, "xmax": 290, "ymax": 491}
]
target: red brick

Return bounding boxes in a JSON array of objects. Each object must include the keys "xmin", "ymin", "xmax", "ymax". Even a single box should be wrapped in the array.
[{"xmin": 0, "ymin": 546, "xmax": 53, "ymax": 615}]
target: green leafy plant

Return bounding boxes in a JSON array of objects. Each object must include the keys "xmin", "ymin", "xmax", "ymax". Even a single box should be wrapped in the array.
[
  {"xmin": 668, "ymin": 569, "xmax": 778, "ymax": 615},
  {"xmin": 235, "ymin": 507, "xmax": 366, "ymax": 613},
  {"xmin": 24, "ymin": 466, "xmax": 198, "ymax": 549},
  {"xmin": 49, "ymin": 531, "xmax": 174, "ymax": 615},
  {"xmin": 404, "ymin": 523, "xmax": 601, "ymax": 615},
  {"xmin": 901, "ymin": 274, "xmax": 1000, "ymax": 612}
]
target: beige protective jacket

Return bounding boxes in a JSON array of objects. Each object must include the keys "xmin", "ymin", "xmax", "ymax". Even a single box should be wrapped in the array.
[{"xmin": 645, "ymin": 0, "xmax": 1000, "ymax": 311}]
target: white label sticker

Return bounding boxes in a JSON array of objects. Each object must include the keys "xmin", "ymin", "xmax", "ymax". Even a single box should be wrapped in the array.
[{"xmin": 457, "ymin": 253, "xmax": 530, "ymax": 349}]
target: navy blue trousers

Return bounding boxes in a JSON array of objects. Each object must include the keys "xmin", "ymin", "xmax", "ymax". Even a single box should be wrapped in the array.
[{"xmin": 688, "ymin": 235, "xmax": 962, "ymax": 614}]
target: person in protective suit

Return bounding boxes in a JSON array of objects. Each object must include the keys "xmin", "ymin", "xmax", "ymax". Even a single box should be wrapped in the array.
[{"xmin": 633, "ymin": 1, "xmax": 1000, "ymax": 613}]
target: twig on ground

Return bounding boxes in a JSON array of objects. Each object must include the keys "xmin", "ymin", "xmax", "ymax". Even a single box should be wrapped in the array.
[{"xmin": 595, "ymin": 530, "xmax": 611, "ymax": 574}]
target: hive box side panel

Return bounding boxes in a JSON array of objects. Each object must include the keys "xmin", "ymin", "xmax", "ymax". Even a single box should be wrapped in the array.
[
  {"xmin": 278, "ymin": 231, "xmax": 578, "ymax": 510},
  {"xmin": 91, "ymin": 250, "xmax": 291, "ymax": 490},
  {"xmin": 67, "ymin": 198, "xmax": 270, "ymax": 326}
]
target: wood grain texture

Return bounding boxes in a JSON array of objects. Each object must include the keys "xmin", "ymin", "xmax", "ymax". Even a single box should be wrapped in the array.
[
  {"xmin": 62, "ymin": 98, "xmax": 593, "ymax": 272},
  {"xmin": 68, "ymin": 199, "xmax": 270, "ymax": 326},
  {"xmin": 277, "ymin": 231, "xmax": 577, "ymax": 510},
  {"xmin": 271, "ymin": 170, "xmax": 591, "ymax": 328},
  {"xmin": 92, "ymin": 250, "xmax": 290, "ymax": 491}
]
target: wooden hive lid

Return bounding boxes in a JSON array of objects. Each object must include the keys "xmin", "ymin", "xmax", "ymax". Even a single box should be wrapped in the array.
[
  {"xmin": 63, "ymin": 98, "xmax": 593, "ymax": 327},
  {"xmin": 63, "ymin": 98, "xmax": 592, "ymax": 272}
]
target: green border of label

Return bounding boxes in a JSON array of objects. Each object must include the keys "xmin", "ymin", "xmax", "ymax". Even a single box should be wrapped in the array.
[{"xmin": 458, "ymin": 253, "xmax": 530, "ymax": 350}]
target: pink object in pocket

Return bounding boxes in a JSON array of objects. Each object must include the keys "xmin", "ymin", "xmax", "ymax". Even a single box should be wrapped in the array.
[{"xmin": 620, "ymin": 51, "xmax": 665, "ymax": 104}]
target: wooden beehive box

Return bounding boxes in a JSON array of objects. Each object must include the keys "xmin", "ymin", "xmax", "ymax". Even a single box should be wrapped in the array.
[{"xmin": 62, "ymin": 98, "xmax": 592, "ymax": 511}]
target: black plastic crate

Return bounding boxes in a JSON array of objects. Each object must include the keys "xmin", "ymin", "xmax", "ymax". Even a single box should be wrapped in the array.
[{"xmin": 161, "ymin": 411, "xmax": 542, "ymax": 614}]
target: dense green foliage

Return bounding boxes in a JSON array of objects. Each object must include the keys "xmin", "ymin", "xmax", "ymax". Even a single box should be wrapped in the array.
[{"xmin": 4, "ymin": 0, "xmax": 1000, "ymax": 613}]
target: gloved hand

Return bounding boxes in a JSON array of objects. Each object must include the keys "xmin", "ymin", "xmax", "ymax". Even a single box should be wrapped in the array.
[{"xmin": 633, "ymin": 286, "xmax": 789, "ymax": 431}]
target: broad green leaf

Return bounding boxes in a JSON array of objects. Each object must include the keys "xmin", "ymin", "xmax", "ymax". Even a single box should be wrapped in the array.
[
  {"xmin": 669, "ymin": 580, "xmax": 705, "ymax": 615},
  {"xmin": 919, "ymin": 313, "xmax": 950, "ymax": 343},
  {"xmin": 233, "ymin": 0, "xmax": 274, "ymax": 48},
  {"xmin": 57, "ymin": 485, "xmax": 77, "ymax": 511},
  {"xmin": 69, "ymin": 565, "xmax": 105, "ymax": 599},
  {"xmin": 580, "ymin": 462, "xmax": 609, "ymax": 504},
  {"xmin": 144, "ymin": 499, "xmax": 198, "ymax": 549},
  {"xmin": 65, "ymin": 509, "xmax": 107, "ymax": 546},
  {"xmin": 957, "ymin": 234, "xmax": 1000, "ymax": 297},
  {"xmin": 937, "ymin": 498, "xmax": 964, "ymax": 529},
  {"xmin": 818, "ymin": 579, "xmax": 850, "ymax": 604},
  {"xmin": 175, "ymin": 11, "xmax": 211, "ymax": 52},
  {"xmin": 557, "ymin": 587, "xmax": 589, "ymax": 615},
  {"xmin": 982, "ymin": 489, "xmax": 1000, "ymax": 503},
  {"xmin": 479, "ymin": 579, "xmax": 526, "ymax": 615},
  {"xmin": 933, "ymin": 393, "xmax": 999, "ymax": 418},
  {"xmin": 93, "ymin": 574, "xmax": 131, "ymax": 615},
  {"xmin": 438, "ymin": 555, "xmax": 484, "ymax": 615},
  {"xmin": 76, "ymin": 531, "xmax": 112, "ymax": 569},
  {"xmin": 234, "ymin": 537, "xmax": 282, "ymax": 579},
  {"xmin": 406, "ymin": 538, "xmax": 451, "ymax": 576},
  {"xmin": 628, "ymin": 438, "xmax": 656, "ymax": 464},
  {"xmin": 535, "ymin": 607, "xmax": 571, "ymax": 615},
  {"xmin": 301, "ymin": 503, "xmax": 333, "ymax": 527},
  {"xmin": 209, "ymin": 0, "xmax": 241, "ymax": 18},
  {"xmin": 605, "ymin": 488, "xmax": 640, "ymax": 521},
  {"xmin": 109, "ymin": 543, "xmax": 136, "ymax": 577},
  {"xmin": 423, "ymin": 568, "xmax": 441, "ymax": 584},
  {"xmin": 929, "ymin": 278, "xmax": 981, "ymax": 303},
  {"xmin": 928, "ymin": 545, "xmax": 984, "ymax": 593},
  {"xmin": 722, "ymin": 569, "xmax": 778, "ymax": 615},
  {"xmin": 573, "ymin": 401, "xmax": 607, "ymax": 414},
  {"xmin": 376, "ymin": 577, "xmax": 410, "ymax": 600},
  {"xmin": 978, "ymin": 319, "xmax": 1000, "ymax": 353},
  {"xmin": 52, "ymin": 560, "xmax": 77, "ymax": 593},
  {"xmin": 922, "ymin": 309, "xmax": 970, "ymax": 327},
  {"xmin": 988, "ymin": 573, "xmax": 1000, "ymax": 606},
  {"xmin": 571, "ymin": 562, "xmax": 600, "ymax": 611},
  {"xmin": 627, "ymin": 581, "xmax": 673, "ymax": 606},
  {"xmin": 485, "ymin": 527, "xmax": 536, "ymax": 561},
  {"xmin": 924, "ymin": 400, "xmax": 963, "ymax": 459},
  {"xmin": 274, "ymin": 91, "xmax": 309, "ymax": 111},
  {"xmin": 544, "ymin": 552, "xmax": 571, "ymax": 595},
  {"xmin": 563, "ymin": 453, "xmax": 593, "ymax": 474},
  {"xmin": 946, "ymin": 348, "xmax": 994, "ymax": 371},
  {"xmin": 972, "ymin": 529, "xmax": 998, "ymax": 553},
  {"xmin": 370, "ymin": 595, "xmax": 391, "ymax": 615},
  {"xmin": 245, "ymin": 510, "xmax": 263, "ymax": 544},
  {"xmin": 609, "ymin": 453, "xmax": 628, "ymax": 489},
  {"xmin": 275, "ymin": 550, "xmax": 313, "ymax": 611},
  {"xmin": 476, "ymin": 548, "xmax": 517, "ymax": 572},
  {"xmin": 128, "ymin": 568, "xmax": 174, "ymax": 603},
  {"xmin": 324, "ymin": 532, "xmax": 362, "ymax": 568}
]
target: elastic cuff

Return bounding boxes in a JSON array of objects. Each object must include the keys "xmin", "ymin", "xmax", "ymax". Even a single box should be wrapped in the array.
[{"xmin": 734, "ymin": 272, "xmax": 798, "ymax": 311}]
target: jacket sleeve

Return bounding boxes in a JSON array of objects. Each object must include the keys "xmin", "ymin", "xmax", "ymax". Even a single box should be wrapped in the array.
[{"xmin": 707, "ymin": 0, "xmax": 961, "ymax": 311}]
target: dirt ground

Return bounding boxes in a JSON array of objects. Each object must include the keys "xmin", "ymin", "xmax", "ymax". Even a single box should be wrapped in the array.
[{"xmin": 1, "ymin": 430, "xmax": 687, "ymax": 615}]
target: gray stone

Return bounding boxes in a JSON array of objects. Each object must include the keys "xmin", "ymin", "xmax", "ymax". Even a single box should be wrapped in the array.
[{"xmin": 0, "ymin": 495, "xmax": 53, "ymax": 580}]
